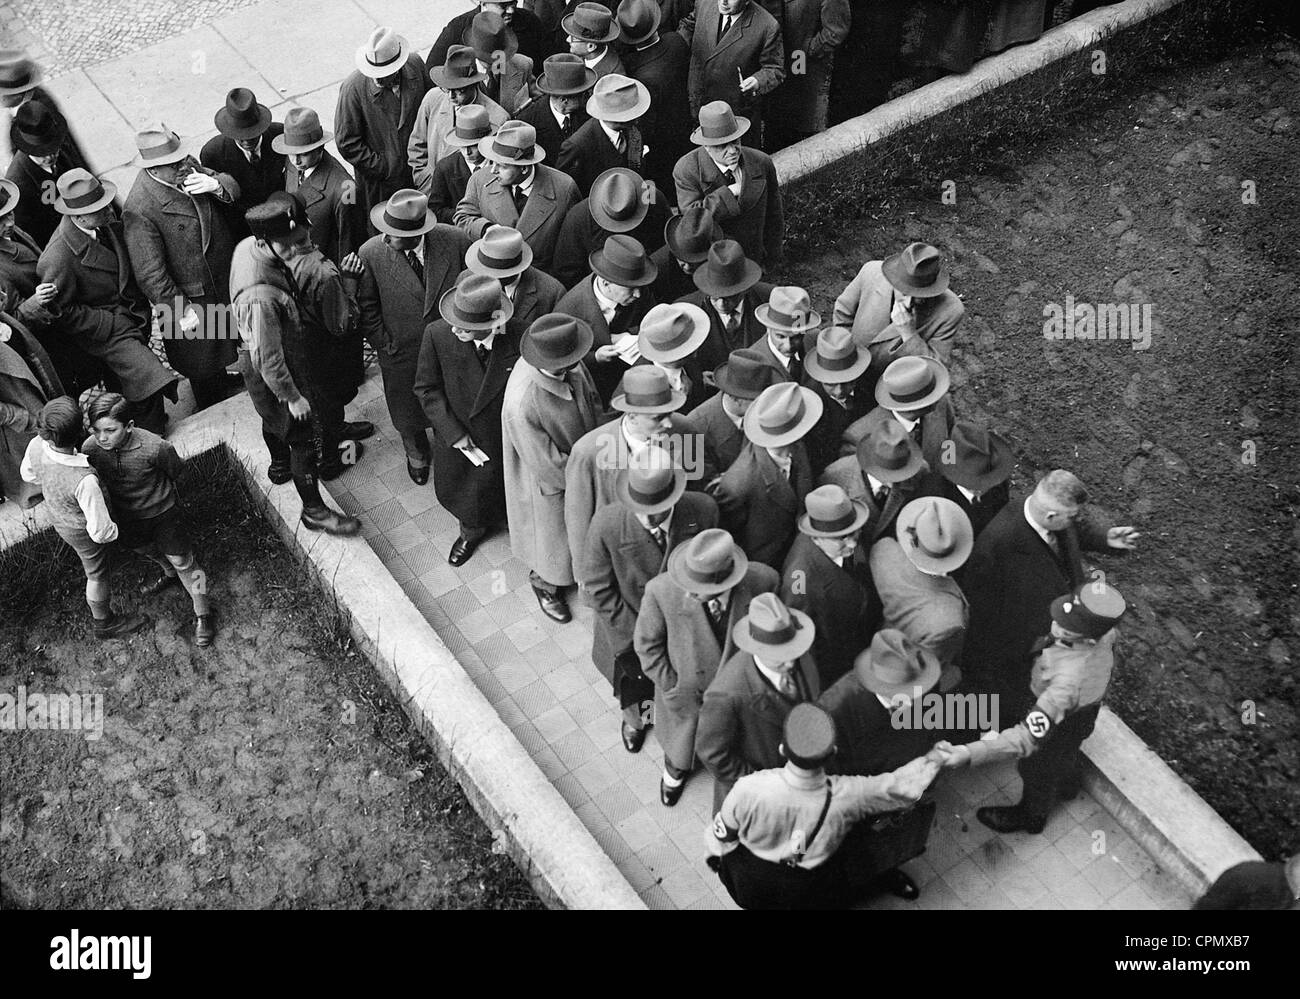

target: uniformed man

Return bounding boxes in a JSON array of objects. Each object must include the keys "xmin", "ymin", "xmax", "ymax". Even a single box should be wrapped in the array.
[
  {"xmin": 706, "ymin": 702, "xmax": 943, "ymax": 910},
  {"xmin": 935, "ymin": 579, "xmax": 1128, "ymax": 834}
]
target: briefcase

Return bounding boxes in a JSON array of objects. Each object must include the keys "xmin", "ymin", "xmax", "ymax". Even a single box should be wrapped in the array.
[{"xmin": 838, "ymin": 799, "xmax": 939, "ymax": 888}]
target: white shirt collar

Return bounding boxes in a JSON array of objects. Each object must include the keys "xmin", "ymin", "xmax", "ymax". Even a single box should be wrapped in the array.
[
  {"xmin": 583, "ymin": 50, "xmax": 605, "ymax": 69},
  {"xmin": 766, "ymin": 335, "xmax": 791, "ymax": 369},
  {"xmin": 892, "ymin": 410, "xmax": 919, "ymax": 433},
  {"xmin": 957, "ymin": 484, "xmax": 977, "ymax": 502},
  {"xmin": 599, "ymin": 120, "xmax": 624, "ymax": 147},
  {"xmin": 514, "ymin": 168, "xmax": 534, "ymax": 197},
  {"xmin": 550, "ymin": 101, "xmax": 570, "ymax": 127},
  {"xmin": 657, "ymin": 363, "xmax": 685, "ymax": 392},
  {"xmin": 636, "ymin": 508, "xmax": 673, "ymax": 536},
  {"xmin": 40, "ymin": 441, "xmax": 91, "ymax": 467},
  {"xmin": 865, "ymin": 471, "xmax": 885, "ymax": 493},
  {"xmin": 592, "ymin": 278, "xmax": 621, "ymax": 322},
  {"xmin": 300, "ymin": 163, "xmax": 316, "ymax": 182},
  {"xmin": 767, "ymin": 449, "xmax": 792, "ymax": 477},
  {"xmin": 620, "ymin": 416, "xmax": 655, "ymax": 455},
  {"xmin": 753, "ymin": 655, "xmax": 793, "ymax": 691},
  {"xmin": 473, "ymin": 330, "xmax": 498, "ymax": 351},
  {"xmin": 239, "ymin": 135, "xmax": 262, "ymax": 162},
  {"xmin": 721, "ymin": 396, "xmax": 746, "ymax": 429}
]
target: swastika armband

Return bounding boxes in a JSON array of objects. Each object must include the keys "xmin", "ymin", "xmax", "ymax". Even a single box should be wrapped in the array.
[
  {"xmin": 1024, "ymin": 710, "xmax": 1053, "ymax": 742},
  {"xmin": 712, "ymin": 814, "xmax": 738, "ymax": 842}
]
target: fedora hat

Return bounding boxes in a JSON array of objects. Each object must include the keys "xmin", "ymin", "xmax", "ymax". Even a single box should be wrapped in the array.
[
  {"xmin": 804, "ymin": 326, "xmax": 869, "ymax": 384},
  {"xmin": 465, "ymin": 225, "xmax": 533, "ymax": 278},
  {"xmin": 713, "ymin": 348, "xmax": 779, "ymax": 400},
  {"xmin": 611, "ymin": 365, "xmax": 685, "ymax": 414},
  {"xmin": 478, "ymin": 118, "xmax": 545, "ymax": 165},
  {"xmin": 463, "ymin": 10, "xmax": 519, "ymax": 61},
  {"xmin": 881, "ymin": 242, "xmax": 949, "ymax": 298},
  {"xmin": 446, "ymin": 104, "xmax": 493, "ymax": 147},
  {"xmin": 356, "ymin": 26, "xmax": 410, "ymax": 79},
  {"xmin": 755, "ymin": 285, "xmax": 820, "ymax": 334},
  {"xmin": 783, "ymin": 703, "xmax": 837, "ymax": 766},
  {"xmin": 690, "ymin": 100, "xmax": 750, "ymax": 146},
  {"xmin": 666, "ymin": 527, "xmax": 748, "ymax": 595},
  {"xmin": 589, "ymin": 233, "xmax": 657, "ymax": 287},
  {"xmin": 10, "ymin": 99, "xmax": 66, "ymax": 157},
  {"xmin": 616, "ymin": 0, "xmax": 662, "ymax": 46},
  {"xmin": 135, "ymin": 124, "xmax": 188, "ymax": 167},
  {"xmin": 874, "ymin": 356, "xmax": 950, "ymax": 412},
  {"xmin": 798, "ymin": 484, "xmax": 870, "ymax": 539},
  {"xmin": 214, "ymin": 87, "xmax": 271, "ymax": 140},
  {"xmin": 0, "ymin": 179, "xmax": 19, "ymax": 216},
  {"xmin": 896, "ymin": 496, "xmax": 973, "ymax": 574},
  {"xmin": 563, "ymin": 2, "xmax": 621, "ymax": 43},
  {"xmin": 856, "ymin": 420, "xmax": 925, "ymax": 483},
  {"xmin": 854, "ymin": 629, "xmax": 942, "ymax": 698},
  {"xmin": 939, "ymin": 421, "xmax": 1013, "ymax": 492},
  {"xmin": 53, "ymin": 168, "xmax": 116, "ymax": 216},
  {"xmin": 589, "ymin": 167, "xmax": 649, "ymax": 233},
  {"xmin": 743, "ymin": 382, "xmax": 822, "ymax": 448},
  {"xmin": 664, "ymin": 206, "xmax": 722, "ymax": 264},
  {"xmin": 371, "ymin": 188, "xmax": 437, "ymax": 238},
  {"xmin": 432, "ymin": 44, "xmax": 488, "ymax": 90},
  {"xmin": 615, "ymin": 444, "xmax": 686, "ymax": 515},
  {"xmin": 521, "ymin": 313, "xmax": 594, "ymax": 370},
  {"xmin": 692, "ymin": 239, "xmax": 761, "ymax": 297},
  {"xmin": 0, "ymin": 50, "xmax": 41, "ymax": 97},
  {"xmin": 439, "ymin": 272, "xmax": 513, "ymax": 332},
  {"xmin": 246, "ymin": 191, "xmax": 309, "ymax": 241},
  {"xmin": 732, "ymin": 592, "xmax": 815, "ymax": 661},
  {"xmin": 586, "ymin": 74, "xmax": 650, "ymax": 122},
  {"xmin": 535, "ymin": 53, "xmax": 597, "ymax": 96},
  {"xmin": 271, "ymin": 107, "xmax": 332, "ymax": 154},
  {"xmin": 1051, "ymin": 580, "xmax": 1127, "ymax": 640},
  {"xmin": 637, "ymin": 303, "xmax": 709, "ymax": 364}
]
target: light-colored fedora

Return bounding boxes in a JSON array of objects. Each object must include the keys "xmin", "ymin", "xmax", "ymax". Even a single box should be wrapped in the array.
[
  {"xmin": 637, "ymin": 303, "xmax": 709, "ymax": 364},
  {"xmin": 370, "ymin": 188, "xmax": 438, "ymax": 238},
  {"xmin": 895, "ymin": 496, "xmax": 974, "ymax": 574},
  {"xmin": 356, "ymin": 26, "xmax": 410, "ymax": 79},
  {"xmin": 732, "ymin": 592, "xmax": 815, "ymax": 661},
  {"xmin": 742, "ymin": 382, "xmax": 822, "ymax": 448}
]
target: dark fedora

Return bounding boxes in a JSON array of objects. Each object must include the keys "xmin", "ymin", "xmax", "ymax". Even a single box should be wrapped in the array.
[
  {"xmin": 214, "ymin": 87, "xmax": 272, "ymax": 140},
  {"xmin": 439, "ymin": 271, "xmax": 514, "ymax": 332},
  {"xmin": 664, "ymin": 206, "xmax": 722, "ymax": 264},
  {"xmin": 854, "ymin": 629, "xmax": 942, "ymax": 699},
  {"xmin": 589, "ymin": 233, "xmax": 657, "ymax": 287},
  {"xmin": 535, "ymin": 53, "xmax": 597, "ymax": 96},
  {"xmin": 0, "ymin": 50, "xmax": 42, "ymax": 97},
  {"xmin": 881, "ymin": 242, "xmax": 949, "ymax": 298},
  {"xmin": 856, "ymin": 420, "xmax": 925, "ymax": 484},
  {"xmin": 271, "ymin": 107, "xmax": 331, "ymax": 154},
  {"xmin": 616, "ymin": 0, "xmax": 662, "ymax": 46},
  {"xmin": 690, "ymin": 100, "xmax": 749, "ymax": 146},
  {"xmin": 10, "ymin": 99, "xmax": 66, "ymax": 157},
  {"xmin": 521, "ymin": 313, "xmax": 595, "ymax": 370},
  {"xmin": 938, "ymin": 421, "xmax": 1013, "ymax": 492},
  {"xmin": 463, "ymin": 10, "xmax": 519, "ymax": 62},
  {"xmin": 713, "ymin": 348, "xmax": 779, "ymax": 400},
  {"xmin": 589, "ymin": 167, "xmax": 649, "ymax": 233},
  {"xmin": 432, "ymin": 44, "xmax": 488, "ymax": 91},
  {"xmin": 692, "ymin": 239, "xmax": 761, "ymax": 297},
  {"xmin": 562, "ymin": 2, "xmax": 621, "ymax": 44}
]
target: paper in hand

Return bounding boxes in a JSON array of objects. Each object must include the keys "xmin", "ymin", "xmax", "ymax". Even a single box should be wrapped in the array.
[{"xmin": 612, "ymin": 331, "xmax": 642, "ymax": 365}]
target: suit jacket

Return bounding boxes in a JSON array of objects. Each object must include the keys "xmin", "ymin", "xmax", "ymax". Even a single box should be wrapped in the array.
[
  {"xmin": 622, "ymin": 31, "xmax": 693, "ymax": 192},
  {"xmin": 678, "ymin": 282, "xmax": 773, "ymax": 371},
  {"xmin": 818, "ymin": 673, "xmax": 938, "ymax": 778},
  {"xmin": 503, "ymin": 266, "xmax": 565, "ymax": 331},
  {"xmin": 427, "ymin": 151, "xmax": 472, "ymax": 223},
  {"xmin": 477, "ymin": 53, "xmax": 538, "ymax": 116},
  {"xmin": 715, "ymin": 439, "xmax": 813, "ymax": 569},
  {"xmin": 4, "ymin": 146, "xmax": 86, "ymax": 249},
  {"xmin": 746, "ymin": 330, "xmax": 800, "ymax": 382},
  {"xmin": 357, "ymin": 225, "xmax": 471, "ymax": 351},
  {"xmin": 844, "ymin": 400, "xmax": 957, "ymax": 493},
  {"xmin": 870, "ymin": 537, "xmax": 968, "ymax": 676},
  {"xmin": 554, "ymin": 274, "xmax": 655, "ymax": 403},
  {"xmin": 781, "ymin": 532, "xmax": 873, "ymax": 688},
  {"xmin": 673, "ymin": 145, "xmax": 783, "ymax": 266},
  {"xmin": 940, "ymin": 477, "xmax": 1011, "ymax": 540},
  {"xmin": 428, "ymin": 8, "xmax": 553, "ymax": 68},
  {"xmin": 687, "ymin": 392, "xmax": 746, "ymax": 475},
  {"xmin": 285, "ymin": 150, "xmax": 364, "ymax": 265},
  {"xmin": 802, "ymin": 377, "xmax": 872, "ymax": 478},
  {"xmin": 818, "ymin": 456, "xmax": 930, "ymax": 545},
  {"xmin": 409, "ymin": 91, "xmax": 508, "ymax": 196},
  {"xmin": 334, "ymin": 55, "xmax": 430, "ymax": 213},
  {"xmin": 199, "ymin": 124, "xmax": 288, "ymax": 241},
  {"xmin": 516, "ymin": 96, "xmax": 588, "ymax": 168},
  {"xmin": 550, "ymin": 186, "xmax": 671, "ymax": 289},
  {"xmin": 677, "ymin": 0, "xmax": 786, "ymax": 117},
  {"xmin": 454, "ymin": 163, "xmax": 580, "ymax": 277},
  {"xmin": 556, "ymin": 117, "xmax": 648, "ymax": 198}
]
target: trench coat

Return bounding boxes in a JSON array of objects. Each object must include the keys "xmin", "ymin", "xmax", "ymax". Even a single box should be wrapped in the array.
[
  {"xmin": 673, "ymin": 145, "xmax": 783, "ymax": 267},
  {"xmin": 285, "ymin": 150, "xmax": 365, "ymax": 266},
  {"xmin": 454, "ymin": 163, "xmax": 580, "ymax": 278},
  {"xmin": 677, "ymin": 0, "xmax": 786, "ymax": 118},
  {"xmin": 714, "ymin": 439, "xmax": 813, "ymax": 569},
  {"xmin": 780, "ymin": 532, "xmax": 873, "ymax": 688}
]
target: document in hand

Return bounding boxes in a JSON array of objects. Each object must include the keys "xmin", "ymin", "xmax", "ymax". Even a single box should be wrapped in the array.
[
  {"xmin": 612, "ymin": 331, "xmax": 642, "ymax": 365},
  {"xmin": 460, "ymin": 444, "xmax": 491, "ymax": 466}
]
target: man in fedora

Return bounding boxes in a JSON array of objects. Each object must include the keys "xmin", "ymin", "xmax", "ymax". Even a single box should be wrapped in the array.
[
  {"xmin": 781, "ymin": 484, "xmax": 874, "ymax": 688},
  {"xmin": 871, "ymin": 496, "xmax": 973, "ymax": 693},
  {"xmin": 761, "ymin": 0, "xmax": 850, "ymax": 152},
  {"xmin": 819, "ymin": 418, "xmax": 930, "ymax": 546},
  {"xmin": 715, "ymin": 380, "xmax": 819, "ymax": 568},
  {"xmin": 638, "ymin": 300, "xmax": 713, "ymax": 411},
  {"xmin": 122, "ymin": 123, "xmax": 240, "ymax": 413},
  {"xmin": 454, "ymin": 119, "xmax": 580, "ymax": 278},
  {"xmin": 359, "ymin": 189, "xmax": 473, "ymax": 484},
  {"xmin": 556, "ymin": 73, "xmax": 651, "ymax": 197},
  {"xmin": 463, "ymin": 9, "xmax": 538, "ymax": 115},
  {"xmin": 618, "ymin": 0, "xmax": 691, "ymax": 193},
  {"xmin": 680, "ymin": 237, "xmax": 771, "ymax": 371},
  {"xmin": 426, "ymin": 105, "xmax": 492, "ymax": 219},
  {"xmin": 274, "ymin": 106, "xmax": 363, "ymax": 266},
  {"xmin": 649, "ymin": 204, "xmax": 720, "ymax": 305},
  {"xmin": 230, "ymin": 193, "xmax": 362, "ymax": 536},
  {"xmin": 676, "ymin": 0, "xmax": 784, "ymax": 123},
  {"xmin": 938, "ymin": 421, "xmax": 1013, "ymax": 539},
  {"xmin": 554, "ymin": 231, "xmax": 656, "ymax": 404},
  {"xmin": 429, "ymin": 1, "xmax": 551, "ymax": 70},
  {"xmin": 5, "ymin": 99, "xmax": 87, "ymax": 248},
  {"xmin": 802, "ymin": 325, "xmax": 872, "ymax": 477},
  {"xmin": 563, "ymin": 3, "xmax": 627, "ymax": 81},
  {"xmin": 578, "ymin": 444, "xmax": 719, "ymax": 753},
  {"xmin": 463, "ymin": 224, "xmax": 564, "ymax": 331},
  {"xmin": 697, "ymin": 591, "xmax": 821, "ymax": 810},
  {"xmin": 410, "ymin": 46, "xmax": 508, "ymax": 196},
  {"xmin": 501, "ymin": 313, "xmax": 603, "ymax": 621},
  {"xmin": 0, "ymin": 50, "xmax": 89, "ymax": 176},
  {"xmin": 551, "ymin": 166, "xmax": 669, "ymax": 289},
  {"xmin": 516, "ymin": 53, "xmax": 596, "ymax": 165},
  {"xmin": 336, "ymin": 27, "xmax": 430, "ymax": 223},
  {"xmin": 635, "ymin": 527, "xmax": 778, "ymax": 805},
  {"xmin": 847, "ymin": 355, "xmax": 956, "ymax": 493},
  {"xmin": 201, "ymin": 88, "xmax": 287, "ymax": 242},
  {"xmin": 750, "ymin": 284, "xmax": 814, "ymax": 380},
  {"xmin": 687, "ymin": 346, "xmax": 777, "ymax": 474},
  {"xmin": 414, "ymin": 272, "xmax": 518, "ymax": 565},
  {"xmin": 674, "ymin": 102, "xmax": 782, "ymax": 266},
  {"xmin": 38, "ymin": 169, "xmax": 178, "ymax": 435}
]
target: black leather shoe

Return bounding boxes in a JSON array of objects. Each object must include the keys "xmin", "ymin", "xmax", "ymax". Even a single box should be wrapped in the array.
[
  {"xmin": 976, "ymin": 805, "xmax": 1046, "ymax": 835},
  {"xmin": 532, "ymin": 585, "xmax": 570, "ymax": 623},
  {"xmin": 94, "ymin": 611, "xmax": 148, "ymax": 640},
  {"xmin": 621, "ymin": 722, "xmax": 646, "ymax": 753},
  {"xmin": 448, "ymin": 534, "xmax": 482, "ymax": 566},
  {"xmin": 267, "ymin": 461, "xmax": 292, "ymax": 485},
  {"xmin": 300, "ymin": 506, "xmax": 362, "ymax": 536},
  {"xmin": 194, "ymin": 613, "xmax": 216, "ymax": 647},
  {"xmin": 660, "ymin": 777, "xmax": 685, "ymax": 807},
  {"xmin": 407, "ymin": 461, "xmax": 429, "ymax": 485},
  {"xmin": 319, "ymin": 441, "xmax": 365, "ymax": 480},
  {"xmin": 140, "ymin": 572, "xmax": 179, "ymax": 597},
  {"xmin": 341, "ymin": 420, "xmax": 375, "ymax": 441},
  {"xmin": 879, "ymin": 867, "xmax": 920, "ymax": 900}
]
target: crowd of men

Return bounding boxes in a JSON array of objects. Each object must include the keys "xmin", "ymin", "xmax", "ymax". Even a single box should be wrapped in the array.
[{"xmin": 0, "ymin": 2, "xmax": 1174, "ymax": 910}]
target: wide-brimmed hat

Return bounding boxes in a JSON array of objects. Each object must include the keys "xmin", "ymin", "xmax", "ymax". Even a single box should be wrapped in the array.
[
  {"xmin": 589, "ymin": 233, "xmax": 656, "ymax": 287},
  {"xmin": 356, "ymin": 26, "xmax": 410, "ymax": 79},
  {"xmin": 804, "ymin": 326, "xmax": 869, "ymax": 384},
  {"xmin": 713, "ymin": 348, "xmax": 780, "ymax": 400},
  {"xmin": 271, "ymin": 107, "xmax": 332, "ymax": 154},
  {"xmin": 690, "ymin": 100, "xmax": 749, "ymax": 146},
  {"xmin": 666, "ymin": 527, "xmax": 748, "ymax": 595},
  {"xmin": 463, "ymin": 10, "xmax": 518, "ymax": 62},
  {"xmin": 439, "ymin": 272, "xmax": 513, "ymax": 332},
  {"xmin": 535, "ymin": 53, "xmax": 597, "ymax": 96},
  {"xmin": 446, "ymin": 104, "xmax": 493, "ymax": 148},
  {"xmin": 135, "ymin": 124, "xmax": 188, "ymax": 167},
  {"xmin": 589, "ymin": 167, "xmax": 649, "ymax": 233},
  {"xmin": 465, "ymin": 225, "xmax": 533, "ymax": 278},
  {"xmin": 692, "ymin": 239, "xmax": 761, "ymax": 297},
  {"xmin": 939, "ymin": 421, "xmax": 1013, "ymax": 492},
  {"xmin": 798, "ymin": 484, "xmax": 870, "ymax": 539},
  {"xmin": 743, "ymin": 382, "xmax": 822, "ymax": 448},
  {"xmin": 586, "ymin": 73, "xmax": 650, "ymax": 122},
  {"xmin": 10, "ymin": 99, "xmax": 66, "ymax": 157},
  {"xmin": 881, "ymin": 242, "xmax": 950, "ymax": 298},
  {"xmin": 214, "ymin": 87, "xmax": 272, "ymax": 140},
  {"xmin": 521, "ymin": 313, "xmax": 594, "ymax": 369},
  {"xmin": 1051, "ymin": 581, "xmax": 1127, "ymax": 639},
  {"xmin": 732, "ymin": 592, "xmax": 815, "ymax": 661},
  {"xmin": 664, "ymin": 206, "xmax": 722, "ymax": 264},
  {"xmin": 53, "ymin": 168, "xmax": 116, "ymax": 216},
  {"xmin": 478, "ymin": 119, "xmax": 545, "ymax": 165},
  {"xmin": 856, "ymin": 420, "xmax": 924, "ymax": 483},
  {"xmin": 0, "ymin": 50, "xmax": 42, "ymax": 97},
  {"xmin": 854, "ymin": 629, "xmax": 942, "ymax": 698},
  {"xmin": 371, "ymin": 188, "xmax": 437, "ymax": 238},
  {"xmin": 874, "ymin": 356, "xmax": 950, "ymax": 412},
  {"xmin": 615, "ymin": 444, "xmax": 686, "ymax": 515},
  {"xmin": 755, "ymin": 285, "xmax": 820, "ymax": 334},
  {"xmin": 563, "ymin": 2, "xmax": 621, "ymax": 43},
  {"xmin": 638, "ymin": 303, "xmax": 709, "ymax": 364},
  {"xmin": 432, "ymin": 44, "xmax": 488, "ymax": 90},
  {"xmin": 616, "ymin": 0, "xmax": 662, "ymax": 46},
  {"xmin": 0, "ymin": 179, "xmax": 19, "ymax": 216},
  {"xmin": 896, "ymin": 496, "xmax": 973, "ymax": 574},
  {"xmin": 611, "ymin": 365, "xmax": 685, "ymax": 414}
]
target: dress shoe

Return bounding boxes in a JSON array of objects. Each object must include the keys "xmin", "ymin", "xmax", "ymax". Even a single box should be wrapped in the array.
[
  {"xmin": 319, "ymin": 441, "xmax": 365, "ymax": 480},
  {"xmin": 878, "ymin": 867, "xmax": 920, "ymax": 900},
  {"xmin": 660, "ymin": 777, "xmax": 685, "ymax": 807},
  {"xmin": 341, "ymin": 420, "xmax": 375, "ymax": 441},
  {"xmin": 194, "ymin": 613, "xmax": 216, "ymax": 647},
  {"xmin": 300, "ymin": 505, "xmax": 362, "ymax": 536},
  {"xmin": 407, "ymin": 461, "xmax": 430, "ymax": 485},
  {"xmin": 140, "ymin": 571, "xmax": 179, "ymax": 597},
  {"xmin": 448, "ymin": 533, "xmax": 483, "ymax": 566},
  {"xmin": 976, "ymin": 805, "xmax": 1046, "ymax": 835},
  {"xmin": 267, "ymin": 460, "xmax": 292, "ymax": 485},
  {"xmin": 94, "ymin": 611, "xmax": 148, "ymax": 640},
  {"xmin": 532, "ymin": 585, "xmax": 570, "ymax": 623},
  {"xmin": 621, "ymin": 722, "xmax": 646, "ymax": 753}
]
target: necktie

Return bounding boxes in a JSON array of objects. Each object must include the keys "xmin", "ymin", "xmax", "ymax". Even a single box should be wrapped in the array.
[
  {"xmin": 649, "ymin": 526, "xmax": 666, "ymax": 553},
  {"xmin": 722, "ymin": 313, "xmax": 740, "ymax": 346},
  {"xmin": 512, "ymin": 185, "xmax": 527, "ymax": 216},
  {"xmin": 475, "ymin": 342, "xmax": 489, "ymax": 366},
  {"xmin": 717, "ymin": 14, "xmax": 732, "ymax": 44},
  {"xmin": 405, "ymin": 250, "xmax": 424, "ymax": 284},
  {"xmin": 722, "ymin": 169, "xmax": 736, "ymax": 185},
  {"xmin": 873, "ymin": 484, "xmax": 890, "ymax": 508},
  {"xmin": 561, "ymin": 114, "xmax": 572, "ymax": 138},
  {"xmin": 778, "ymin": 671, "xmax": 800, "ymax": 701},
  {"xmin": 250, "ymin": 148, "xmax": 260, "ymax": 165},
  {"xmin": 707, "ymin": 597, "xmax": 725, "ymax": 628}
]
